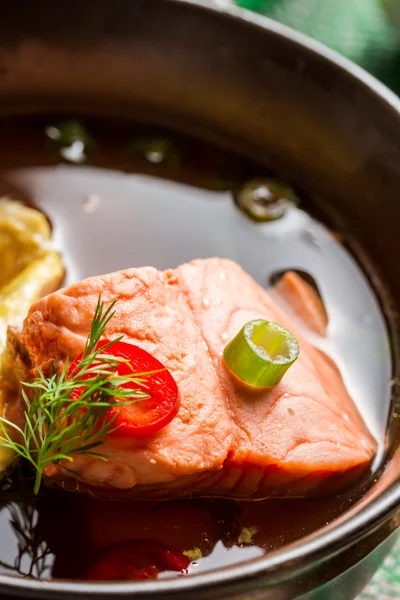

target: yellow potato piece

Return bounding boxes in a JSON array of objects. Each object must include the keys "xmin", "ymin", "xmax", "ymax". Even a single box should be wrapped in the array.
[
  {"xmin": 0, "ymin": 199, "xmax": 64, "ymax": 477},
  {"xmin": 0, "ymin": 198, "xmax": 52, "ymax": 288},
  {"xmin": 0, "ymin": 252, "xmax": 64, "ymax": 354}
]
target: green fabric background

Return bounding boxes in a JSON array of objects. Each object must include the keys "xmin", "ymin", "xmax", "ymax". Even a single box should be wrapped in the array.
[
  {"xmin": 235, "ymin": 0, "xmax": 400, "ymax": 94},
  {"xmin": 232, "ymin": 1, "xmax": 400, "ymax": 598}
]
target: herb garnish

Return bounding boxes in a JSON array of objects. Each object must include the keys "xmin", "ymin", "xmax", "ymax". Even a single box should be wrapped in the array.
[{"xmin": 0, "ymin": 297, "xmax": 151, "ymax": 494}]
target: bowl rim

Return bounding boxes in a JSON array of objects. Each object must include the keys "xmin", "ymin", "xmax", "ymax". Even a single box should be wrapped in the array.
[{"xmin": 2, "ymin": 0, "xmax": 400, "ymax": 596}]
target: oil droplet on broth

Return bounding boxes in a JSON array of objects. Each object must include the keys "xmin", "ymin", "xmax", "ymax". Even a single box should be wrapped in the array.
[
  {"xmin": 82, "ymin": 193, "xmax": 101, "ymax": 214},
  {"xmin": 0, "ymin": 115, "xmax": 392, "ymax": 582}
]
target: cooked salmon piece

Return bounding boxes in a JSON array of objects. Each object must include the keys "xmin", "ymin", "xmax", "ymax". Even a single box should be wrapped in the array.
[
  {"xmin": 178, "ymin": 260, "xmax": 375, "ymax": 497},
  {"xmin": 273, "ymin": 271, "xmax": 328, "ymax": 336},
  {"xmin": 13, "ymin": 258, "xmax": 376, "ymax": 498}
]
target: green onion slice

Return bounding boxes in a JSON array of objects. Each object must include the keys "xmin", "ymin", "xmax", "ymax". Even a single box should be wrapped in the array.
[
  {"xmin": 45, "ymin": 120, "xmax": 94, "ymax": 163},
  {"xmin": 235, "ymin": 178, "xmax": 298, "ymax": 222},
  {"xmin": 128, "ymin": 136, "xmax": 181, "ymax": 168},
  {"xmin": 223, "ymin": 320, "xmax": 300, "ymax": 388}
]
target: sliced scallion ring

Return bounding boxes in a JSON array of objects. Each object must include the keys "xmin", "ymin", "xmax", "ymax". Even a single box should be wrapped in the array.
[
  {"xmin": 45, "ymin": 120, "xmax": 94, "ymax": 163},
  {"xmin": 235, "ymin": 178, "xmax": 298, "ymax": 222},
  {"xmin": 223, "ymin": 320, "xmax": 299, "ymax": 388},
  {"xmin": 128, "ymin": 136, "xmax": 181, "ymax": 168}
]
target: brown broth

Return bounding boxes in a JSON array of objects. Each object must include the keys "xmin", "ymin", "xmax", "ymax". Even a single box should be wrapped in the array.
[
  {"xmin": 0, "ymin": 479, "xmax": 359, "ymax": 580},
  {"xmin": 0, "ymin": 115, "xmax": 393, "ymax": 582}
]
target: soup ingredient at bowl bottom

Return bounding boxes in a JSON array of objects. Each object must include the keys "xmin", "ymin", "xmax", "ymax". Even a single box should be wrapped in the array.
[{"xmin": 87, "ymin": 539, "xmax": 189, "ymax": 581}]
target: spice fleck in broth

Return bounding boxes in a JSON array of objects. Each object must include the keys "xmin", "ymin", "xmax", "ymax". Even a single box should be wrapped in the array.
[{"xmin": 0, "ymin": 116, "xmax": 392, "ymax": 581}]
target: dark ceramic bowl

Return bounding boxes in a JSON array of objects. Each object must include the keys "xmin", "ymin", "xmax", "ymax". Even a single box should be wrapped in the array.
[{"xmin": 1, "ymin": 0, "xmax": 400, "ymax": 598}]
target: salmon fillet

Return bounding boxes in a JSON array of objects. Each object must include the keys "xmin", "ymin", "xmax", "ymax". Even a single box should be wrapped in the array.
[
  {"xmin": 273, "ymin": 271, "xmax": 328, "ymax": 336},
  {"xmin": 13, "ymin": 258, "xmax": 376, "ymax": 498}
]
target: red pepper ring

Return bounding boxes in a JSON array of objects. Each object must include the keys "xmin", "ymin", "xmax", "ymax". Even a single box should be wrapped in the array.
[
  {"xmin": 67, "ymin": 340, "xmax": 180, "ymax": 438},
  {"xmin": 87, "ymin": 539, "xmax": 190, "ymax": 581}
]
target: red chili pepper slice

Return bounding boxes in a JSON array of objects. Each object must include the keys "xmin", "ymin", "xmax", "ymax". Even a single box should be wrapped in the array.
[
  {"xmin": 87, "ymin": 539, "xmax": 190, "ymax": 581},
  {"xmin": 68, "ymin": 341, "xmax": 180, "ymax": 438}
]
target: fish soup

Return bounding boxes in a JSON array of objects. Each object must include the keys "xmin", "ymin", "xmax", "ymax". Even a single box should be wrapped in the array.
[{"xmin": 0, "ymin": 115, "xmax": 392, "ymax": 581}]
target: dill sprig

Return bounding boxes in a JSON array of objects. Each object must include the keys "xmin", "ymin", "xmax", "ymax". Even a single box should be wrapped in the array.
[{"xmin": 0, "ymin": 297, "xmax": 151, "ymax": 495}]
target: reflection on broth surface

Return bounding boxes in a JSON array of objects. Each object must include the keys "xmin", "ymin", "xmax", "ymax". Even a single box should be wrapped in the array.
[
  {"xmin": 0, "ymin": 474, "xmax": 360, "ymax": 580},
  {"xmin": 0, "ymin": 115, "xmax": 392, "ymax": 581}
]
